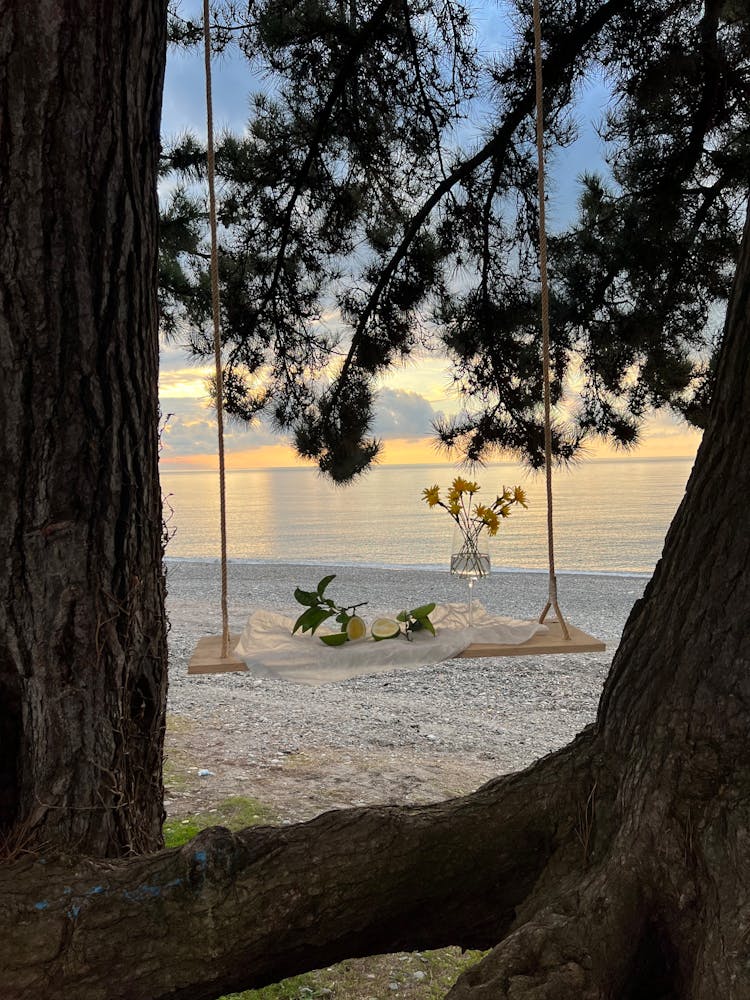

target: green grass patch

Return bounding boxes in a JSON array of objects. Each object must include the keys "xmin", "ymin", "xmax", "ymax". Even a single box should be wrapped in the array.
[
  {"xmin": 165, "ymin": 712, "xmax": 197, "ymax": 735},
  {"xmin": 163, "ymin": 796, "xmax": 277, "ymax": 848},
  {"xmin": 220, "ymin": 972, "xmax": 322, "ymax": 999},
  {"xmin": 216, "ymin": 947, "xmax": 486, "ymax": 999}
]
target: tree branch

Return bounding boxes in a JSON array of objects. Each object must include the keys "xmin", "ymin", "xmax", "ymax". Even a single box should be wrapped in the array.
[
  {"xmin": 245, "ymin": 0, "xmax": 400, "ymax": 350},
  {"xmin": 0, "ymin": 733, "xmax": 593, "ymax": 1000},
  {"xmin": 331, "ymin": 0, "xmax": 632, "ymax": 402}
]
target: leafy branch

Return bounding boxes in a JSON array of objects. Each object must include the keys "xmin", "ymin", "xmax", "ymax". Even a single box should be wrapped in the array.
[
  {"xmin": 292, "ymin": 577, "xmax": 437, "ymax": 645},
  {"xmin": 396, "ymin": 603, "xmax": 436, "ymax": 640},
  {"xmin": 292, "ymin": 574, "xmax": 368, "ymax": 645}
]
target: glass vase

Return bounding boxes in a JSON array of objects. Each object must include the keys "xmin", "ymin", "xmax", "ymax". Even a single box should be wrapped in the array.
[{"xmin": 450, "ymin": 524, "xmax": 490, "ymax": 627}]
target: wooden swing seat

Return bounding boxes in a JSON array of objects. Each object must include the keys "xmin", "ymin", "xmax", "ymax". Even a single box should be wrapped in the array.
[
  {"xmin": 188, "ymin": 636, "xmax": 244, "ymax": 674},
  {"xmin": 187, "ymin": 621, "xmax": 605, "ymax": 675},
  {"xmin": 457, "ymin": 620, "xmax": 605, "ymax": 657}
]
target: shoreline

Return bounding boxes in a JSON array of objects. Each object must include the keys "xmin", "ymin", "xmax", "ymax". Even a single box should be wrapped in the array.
[{"xmin": 165, "ymin": 554, "xmax": 653, "ymax": 581}]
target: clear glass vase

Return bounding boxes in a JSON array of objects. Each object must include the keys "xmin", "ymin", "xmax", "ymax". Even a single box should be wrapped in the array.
[{"xmin": 450, "ymin": 524, "xmax": 490, "ymax": 627}]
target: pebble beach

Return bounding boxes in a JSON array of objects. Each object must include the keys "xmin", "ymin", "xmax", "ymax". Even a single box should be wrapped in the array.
[{"xmin": 165, "ymin": 560, "xmax": 646, "ymax": 806}]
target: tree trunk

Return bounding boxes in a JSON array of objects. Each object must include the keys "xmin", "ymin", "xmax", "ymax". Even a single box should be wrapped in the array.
[
  {"xmin": 0, "ymin": 1, "xmax": 168, "ymax": 857},
  {"xmin": 1, "ymin": 210, "xmax": 748, "ymax": 997},
  {"xmin": 1, "ymin": 0, "xmax": 749, "ymax": 994},
  {"xmin": 445, "ymin": 198, "xmax": 750, "ymax": 998},
  {"xmin": 0, "ymin": 735, "xmax": 591, "ymax": 999}
]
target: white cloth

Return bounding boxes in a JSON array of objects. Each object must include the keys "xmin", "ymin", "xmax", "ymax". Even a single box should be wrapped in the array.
[{"xmin": 233, "ymin": 603, "xmax": 547, "ymax": 685}]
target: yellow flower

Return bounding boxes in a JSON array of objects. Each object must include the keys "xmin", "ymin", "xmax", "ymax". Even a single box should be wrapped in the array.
[
  {"xmin": 499, "ymin": 504, "xmax": 511, "ymax": 518},
  {"xmin": 473, "ymin": 504, "xmax": 499, "ymax": 535},
  {"xmin": 448, "ymin": 501, "xmax": 461, "ymax": 516},
  {"xmin": 452, "ymin": 476, "xmax": 479, "ymax": 494},
  {"xmin": 422, "ymin": 485, "xmax": 440, "ymax": 507},
  {"xmin": 484, "ymin": 510, "xmax": 500, "ymax": 535},
  {"xmin": 513, "ymin": 485, "xmax": 528, "ymax": 507},
  {"xmin": 448, "ymin": 485, "xmax": 461, "ymax": 503}
]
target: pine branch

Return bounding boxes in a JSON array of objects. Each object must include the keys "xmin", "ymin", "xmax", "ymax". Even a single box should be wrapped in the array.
[
  {"xmin": 248, "ymin": 0, "xmax": 401, "ymax": 346},
  {"xmin": 331, "ymin": 0, "xmax": 635, "ymax": 405}
]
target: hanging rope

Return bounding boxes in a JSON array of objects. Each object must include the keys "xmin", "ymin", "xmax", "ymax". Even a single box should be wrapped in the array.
[
  {"xmin": 532, "ymin": 0, "xmax": 570, "ymax": 639},
  {"xmin": 203, "ymin": 0, "xmax": 231, "ymax": 659}
]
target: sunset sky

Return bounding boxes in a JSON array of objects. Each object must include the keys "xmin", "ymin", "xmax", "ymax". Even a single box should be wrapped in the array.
[{"xmin": 158, "ymin": 4, "xmax": 705, "ymax": 471}]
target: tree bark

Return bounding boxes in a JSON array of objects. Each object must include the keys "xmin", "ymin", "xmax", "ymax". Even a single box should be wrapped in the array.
[
  {"xmin": 445, "ymin": 199, "xmax": 750, "ymax": 998},
  {"xmin": 0, "ymin": 732, "xmax": 594, "ymax": 1000},
  {"xmin": 0, "ymin": 1, "xmax": 168, "ymax": 857},
  {"xmin": 2, "ymin": 1, "xmax": 750, "ymax": 996},
  {"xmin": 1, "ymin": 204, "xmax": 748, "ymax": 998}
]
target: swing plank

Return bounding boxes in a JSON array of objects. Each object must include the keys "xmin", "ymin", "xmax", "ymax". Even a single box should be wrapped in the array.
[
  {"xmin": 187, "ymin": 634, "xmax": 245, "ymax": 674},
  {"xmin": 458, "ymin": 620, "xmax": 605, "ymax": 657},
  {"xmin": 186, "ymin": 621, "xmax": 604, "ymax": 675}
]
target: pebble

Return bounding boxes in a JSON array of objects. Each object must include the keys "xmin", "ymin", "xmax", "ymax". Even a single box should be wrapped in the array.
[{"xmin": 165, "ymin": 561, "xmax": 642, "ymax": 771}]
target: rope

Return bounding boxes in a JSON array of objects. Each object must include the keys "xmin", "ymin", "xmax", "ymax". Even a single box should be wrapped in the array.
[
  {"xmin": 203, "ymin": 0, "xmax": 231, "ymax": 658},
  {"xmin": 532, "ymin": 0, "xmax": 570, "ymax": 639}
]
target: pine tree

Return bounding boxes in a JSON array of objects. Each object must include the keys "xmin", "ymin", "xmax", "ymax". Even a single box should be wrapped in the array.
[
  {"xmin": 2, "ymin": 3, "xmax": 750, "ymax": 996},
  {"xmin": 161, "ymin": 0, "xmax": 749, "ymax": 474}
]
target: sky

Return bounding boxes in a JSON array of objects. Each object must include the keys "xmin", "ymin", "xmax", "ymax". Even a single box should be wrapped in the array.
[{"xmin": 158, "ymin": 3, "xmax": 704, "ymax": 471}]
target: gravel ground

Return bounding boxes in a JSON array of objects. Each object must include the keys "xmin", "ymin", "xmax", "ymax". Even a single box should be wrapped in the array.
[
  {"xmin": 166, "ymin": 560, "xmax": 646, "ymax": 783},
  {"xmin": 159, "ymin": 563, "xmax": 650, "ymax": 1000}
]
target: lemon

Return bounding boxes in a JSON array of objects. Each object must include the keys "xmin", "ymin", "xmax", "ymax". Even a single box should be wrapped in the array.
[
  {"xmin": 371, "ymin": 617, "xmax": 401, "ymax": 641},
  {"xmin": 346, "ymin": 615, "xmax": 367, "ymax": 641},
  {"xmin": 320, "ymin": 632, "xmax": 348, "ymax": 646}
]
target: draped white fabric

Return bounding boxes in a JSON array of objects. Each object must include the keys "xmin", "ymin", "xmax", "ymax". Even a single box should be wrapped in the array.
[{"xmin": 234, "ymin": 603, "xmax": 547, "ymax": 685}]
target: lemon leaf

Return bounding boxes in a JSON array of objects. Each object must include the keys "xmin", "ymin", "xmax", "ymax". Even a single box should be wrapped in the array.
[
  {"xmin": 294, "ymin": 607, "xmax": 335, "ymax": 634},
  {"xmin": 409, "ymin": 602, "xmax": 436, "ymax": 618},
  {"xmin": 316, "ymin": 574, "xmax": 337, "ymax": 596},
  {"xmin": 417, "ymin": 615, "xmax": 436, "ymax": 636},
  {"xmin": 294, "ymin": 588, "xmax": 319, "ymax": 607}
]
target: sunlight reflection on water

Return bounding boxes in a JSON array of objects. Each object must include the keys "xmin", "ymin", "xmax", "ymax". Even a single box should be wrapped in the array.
[{"xmin": 160, "ymin": 457, "xmax": 694, "ymax": 575}]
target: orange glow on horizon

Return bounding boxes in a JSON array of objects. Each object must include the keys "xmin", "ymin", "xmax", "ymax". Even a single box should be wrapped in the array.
[
  {"xmin": 159, "ymin": 437, "xmax": 450, "ymax": 471},
  {"xmin": 159, "ymin": 425, "xmax": 702, "ymax": 471}
]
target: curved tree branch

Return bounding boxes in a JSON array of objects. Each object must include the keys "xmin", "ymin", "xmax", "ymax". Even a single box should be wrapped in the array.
[{"xmin": 0, "ymin": 733, "xmax": 594, "ymax": 1000}]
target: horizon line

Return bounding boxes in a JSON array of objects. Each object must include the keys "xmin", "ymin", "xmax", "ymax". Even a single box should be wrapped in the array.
[{"xmin": 159, "ymin": 454, "xmax": 697, "ymax": 474}]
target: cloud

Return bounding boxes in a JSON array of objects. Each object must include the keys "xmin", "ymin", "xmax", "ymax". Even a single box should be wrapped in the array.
[
  {"xmin": 159, "ymin": 383, "xmax": 445, "ymax": 461},
  {"xmin": 159, "ymin": 340, "xmax": 202, "ymax": 373},
  {"xmin": 159, "ymin": 396, "xmax": 285, "ymax": 459},
  {"xmin": 372, "ymin": 388, "xmax": 441, "ymax": 440}
]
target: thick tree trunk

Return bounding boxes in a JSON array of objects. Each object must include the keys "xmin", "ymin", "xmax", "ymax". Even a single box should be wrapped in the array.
[
  {"xmin": 1, "ymin": 208, "xmax": 748, "ymax": 997},
  {"xmin": 445, "ymin": 200, "xmax": 750, "ymax": 998},
  {"xmin": 0, "ymin": 1, "xmax": 168, "ymax": 857}
]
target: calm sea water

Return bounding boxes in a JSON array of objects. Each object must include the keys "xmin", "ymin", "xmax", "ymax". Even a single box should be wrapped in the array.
[{"xmin": 160, "ymin": 458, "xmax": 694, "ymax": 576}]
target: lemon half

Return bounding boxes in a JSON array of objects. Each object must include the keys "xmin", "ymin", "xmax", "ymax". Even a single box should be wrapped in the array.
[
  {"xmin": 346, "ymin": 615, "xmax": 367, "ymax": 641},
  {"xmin": 371, "ymin": 617, "xmax": 401, "ymax": 641}
]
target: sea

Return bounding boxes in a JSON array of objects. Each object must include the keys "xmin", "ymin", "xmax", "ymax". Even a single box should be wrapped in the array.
[{"xmin": 160, "ymin": 457, "xmax": 695, "ymax": 578}]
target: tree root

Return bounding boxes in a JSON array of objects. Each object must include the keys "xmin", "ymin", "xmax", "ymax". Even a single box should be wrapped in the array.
[{"xmin": 446, "ymin": 863, "xmax": 646, "ymax": 999}]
